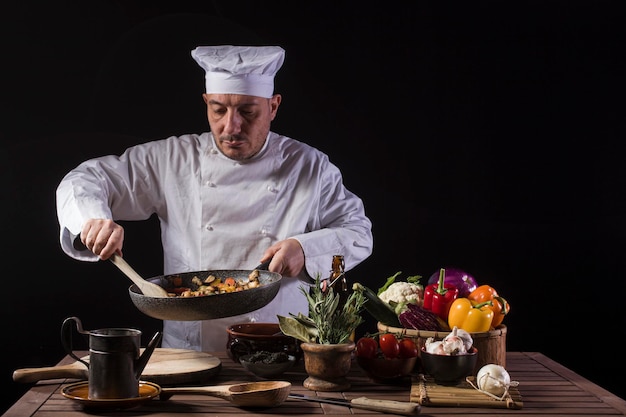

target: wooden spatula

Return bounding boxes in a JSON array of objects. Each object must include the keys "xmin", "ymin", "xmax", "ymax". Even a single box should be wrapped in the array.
[{"xmin": 110, "ymin": 254, "xmax": 169, "ymax": 297}]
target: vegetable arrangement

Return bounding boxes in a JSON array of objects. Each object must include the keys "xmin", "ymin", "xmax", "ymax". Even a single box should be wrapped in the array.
[{"xmin": 354, "ymin": 267, "xmax": 511, "ymax": 334}]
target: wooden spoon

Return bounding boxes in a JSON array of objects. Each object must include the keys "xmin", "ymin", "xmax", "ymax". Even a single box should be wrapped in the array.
[
  {"xmin": 110, "ymin": 254, "xmax": 169, "ymax": 298},
  {"xmin": 159, "ymin": 380, "xmax": 291, "ymax": 407}
]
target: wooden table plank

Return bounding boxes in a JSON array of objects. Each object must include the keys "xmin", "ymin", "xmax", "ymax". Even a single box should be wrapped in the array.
[{"xmin": 4, "ymin": 351, "xmax": 626, "ymax": 417}]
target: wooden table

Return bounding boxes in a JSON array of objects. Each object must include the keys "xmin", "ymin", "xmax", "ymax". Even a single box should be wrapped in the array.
[{"xmin": 4, "ymin": 351, "xmax": 626, "ymax": 416}]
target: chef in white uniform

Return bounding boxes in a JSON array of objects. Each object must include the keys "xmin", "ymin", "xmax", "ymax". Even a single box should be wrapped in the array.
[{"xmin": 56, "ymin": 45, "xmax": 373, "ymax": 352}]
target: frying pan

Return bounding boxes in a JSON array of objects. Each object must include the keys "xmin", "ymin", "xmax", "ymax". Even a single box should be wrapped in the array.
[{"xmin": 128, "ymin": 268, "xmax": 282, "ymax": 321}]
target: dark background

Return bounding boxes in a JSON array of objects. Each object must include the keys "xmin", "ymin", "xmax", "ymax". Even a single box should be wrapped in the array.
[{"xmin": 2, "ymin": 0, "xmax": 626, "ymax": 413}]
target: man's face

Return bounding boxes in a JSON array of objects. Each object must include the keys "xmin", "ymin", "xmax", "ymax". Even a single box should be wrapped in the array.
[{"xmin": 203, "ymin": 93, "xmax": 281, "ymax": 160}]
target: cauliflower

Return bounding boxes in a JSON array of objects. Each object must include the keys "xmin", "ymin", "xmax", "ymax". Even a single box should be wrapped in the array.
[{"xmin": 378, "ymin": 281, "xmax": 423, "ymax": 313}]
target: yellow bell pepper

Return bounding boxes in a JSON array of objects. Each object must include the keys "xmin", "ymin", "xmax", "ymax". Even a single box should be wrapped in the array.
[{"xmin": 447, "ymin": 298, "xmax": 494, "ymax": 333}]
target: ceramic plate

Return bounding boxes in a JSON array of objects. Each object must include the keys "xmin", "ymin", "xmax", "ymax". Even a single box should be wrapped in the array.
[{"xmin": 61, "ymin": 381, "xmax": 161, "ymax": 409}]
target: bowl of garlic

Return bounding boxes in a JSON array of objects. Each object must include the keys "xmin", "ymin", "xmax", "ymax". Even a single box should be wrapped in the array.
[{"xmin": 420, "ymin": 326, "xmax": 477, "ymax": 386}]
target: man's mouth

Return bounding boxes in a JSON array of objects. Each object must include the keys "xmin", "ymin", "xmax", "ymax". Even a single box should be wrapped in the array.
[{"xmin": 220, "ymin": 135, "xmax": 245, "ymax": 146}]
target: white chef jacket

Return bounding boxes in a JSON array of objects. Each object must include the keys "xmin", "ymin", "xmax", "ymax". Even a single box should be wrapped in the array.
[{"xmin": 56, "ymin": 131, "xmax": 373, "ymax": 352}]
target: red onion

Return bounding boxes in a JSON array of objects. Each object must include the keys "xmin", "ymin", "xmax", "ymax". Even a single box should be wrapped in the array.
[{"xmin": 427, "ymin": 267, "xmax": 477, "ymax": 298}]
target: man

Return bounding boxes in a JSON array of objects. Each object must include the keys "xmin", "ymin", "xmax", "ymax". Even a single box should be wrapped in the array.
[{"xmin": 56, "ymin": 45, "xmax": 373, "ymax": 351}]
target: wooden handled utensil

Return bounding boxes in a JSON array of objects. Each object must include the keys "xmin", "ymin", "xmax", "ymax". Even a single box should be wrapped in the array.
[
  {"xmin": 110, "ymin": 254, "xmax": 169, "ymax": 297},
  {"xmin": 159, "ymin": 380, "xmax": 291, "ymax": 407},
  {"xmin": 288, "ymin": 393, "xmax": 420, "ymax": 415}
]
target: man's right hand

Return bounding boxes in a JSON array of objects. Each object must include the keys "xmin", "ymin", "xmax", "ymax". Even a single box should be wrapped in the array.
[{"xmin": 80, "ymin": 219, "xmax": 124, "ymax": 260}]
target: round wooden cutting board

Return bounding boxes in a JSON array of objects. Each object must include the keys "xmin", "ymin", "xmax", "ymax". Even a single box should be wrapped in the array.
[
  {"xmin": 140, "ymin": 348, "xmax": 222, "ymax": 385},
  {"xmin": 13, "ymin": 348, "xmax": 222, "ymax": 386}
]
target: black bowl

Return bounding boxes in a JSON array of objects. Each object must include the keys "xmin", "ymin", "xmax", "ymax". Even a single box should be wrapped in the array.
[{"xmin": 420, "ymin": 347, "xmax": 477, "ymax": 386}]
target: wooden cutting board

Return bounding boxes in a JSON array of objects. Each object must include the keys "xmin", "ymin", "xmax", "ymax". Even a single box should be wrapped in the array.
[{"xmin": 12, "ymin": 348, "xmax": 222, "ymax": 386}]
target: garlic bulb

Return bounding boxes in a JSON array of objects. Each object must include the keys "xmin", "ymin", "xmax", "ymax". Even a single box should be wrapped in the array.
[
  {"xmin": 424, "ymin": 337, "xmax": 444, "ymax": 354},
  {"xmin": 424, "ymin": 327, "xmax": 474, "ymax": 355},
  {"xmin": 453, "ymin": 327, "xmax": 473, "ymax": 351},
  {"xmin": 441, "ymin": 326, "xmax": 472, "ymax": 355}
]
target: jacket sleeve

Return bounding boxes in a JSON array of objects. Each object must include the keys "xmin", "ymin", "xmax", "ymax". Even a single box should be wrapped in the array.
[
  {"xmin": 56, "ymin": 147, "xmax": 160, "ymax": 261},
  {"xmin": 291, "ymin": 159, "xmax": 373, "ymax": 281}
]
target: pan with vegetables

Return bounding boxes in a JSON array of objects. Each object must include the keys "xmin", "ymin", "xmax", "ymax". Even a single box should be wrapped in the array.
[{"xmin": 128, "ymin": 268, "xmax": 282, "ymax": 321}]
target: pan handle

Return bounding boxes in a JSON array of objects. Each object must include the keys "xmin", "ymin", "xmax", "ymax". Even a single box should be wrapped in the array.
[
  {"xmin": 254, "ymin": 258, "xmax": 272, "ymax": 270},
  {"xmin": 254, "ymin": 257, "xmax": 318, "ymax": 285}
]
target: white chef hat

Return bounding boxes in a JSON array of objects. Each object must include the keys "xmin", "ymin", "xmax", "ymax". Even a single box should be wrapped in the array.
[{"xmin": 191, "ymin": 45, "xmax": 285, "ymax": 98}]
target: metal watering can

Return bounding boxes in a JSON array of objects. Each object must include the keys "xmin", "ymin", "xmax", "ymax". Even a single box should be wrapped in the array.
[{"xmin": 61, "ymin": 316, "xmax": 162, "ymax": 399}]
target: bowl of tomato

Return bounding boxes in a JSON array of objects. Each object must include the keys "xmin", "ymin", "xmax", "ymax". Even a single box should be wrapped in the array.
[{"xmin": 355, "ymin": 333, "xmax": 419, "ymax": 381}]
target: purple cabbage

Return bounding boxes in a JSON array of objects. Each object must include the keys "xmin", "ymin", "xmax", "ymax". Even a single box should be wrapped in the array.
[
  {"xmin": 427, "ymin": 267, "xmax": 477, "ymax": 298},
  {"xmin": 399, "ymin": 304, "xmax": 447, "ymax": 331}
]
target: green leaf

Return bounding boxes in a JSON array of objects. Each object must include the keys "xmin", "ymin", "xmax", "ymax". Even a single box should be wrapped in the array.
[
  {"xmin": 407, "ymin": 275, "xmax": 423, "ymax": 285},
  {"xmin": 290, "ymin": 312, "xmax": 317, "ymax": 328},
  {"xmin": 377, "ymin": 271, "xmax": 402, "ymax": 295},
  {"xmin": 277, "ymin": 315, "xmax": 317, "ymax": 343}
]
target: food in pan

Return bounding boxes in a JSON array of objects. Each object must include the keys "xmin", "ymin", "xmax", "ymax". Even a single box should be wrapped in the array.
[{"xmin": 166, "ymin": 269, "xmax": 262, "ymax": 297}]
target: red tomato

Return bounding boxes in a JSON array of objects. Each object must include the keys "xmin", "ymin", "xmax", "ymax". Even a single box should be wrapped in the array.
[
  {"xmin": 398, "ymin": 338, "xmax": 418, "ymax": 358},
  {"xmin": 355, "ymin": 337, "xmax": 378, "ymax": 359},
  {"xmin": 379, "ymin": 333, "xmax": 400, "ymax": 359}
]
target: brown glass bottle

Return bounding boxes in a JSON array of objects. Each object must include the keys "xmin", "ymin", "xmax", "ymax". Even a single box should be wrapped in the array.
[
  {"xmin": 327, "ymin": 254, "xmax": 348, "ymax": 308},
  {"xmin": 327, "ymin": 254, "xmax": 356, "ymax": 343}
]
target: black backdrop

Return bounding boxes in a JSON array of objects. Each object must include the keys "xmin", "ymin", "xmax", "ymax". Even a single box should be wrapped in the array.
[{"xmin": 2, "ymin": 1, "xmax": 626, "ymax": 413}]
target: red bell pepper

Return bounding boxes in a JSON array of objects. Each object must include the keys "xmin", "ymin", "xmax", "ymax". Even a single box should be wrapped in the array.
[{"xmin": 422, "ymin": 268, "xmax": 459, "ymax": 321}]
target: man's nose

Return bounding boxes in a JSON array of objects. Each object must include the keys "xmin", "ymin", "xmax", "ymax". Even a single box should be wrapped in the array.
[{"xmin": 223, "ymin": 111, "xmax": 242, "ymax": 134}]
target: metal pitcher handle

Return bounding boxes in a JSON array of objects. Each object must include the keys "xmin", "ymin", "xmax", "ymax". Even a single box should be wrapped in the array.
[
  {"xmin": 60, "ymin": 316, "xmax": 90, "ymax": 368},
  {"xmin": 134, "ymin": 331, "xmax": 162, "ymax": 379}
]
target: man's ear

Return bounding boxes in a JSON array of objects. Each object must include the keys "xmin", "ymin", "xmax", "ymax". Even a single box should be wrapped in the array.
[{"xmin": 270, "ymin": 94, "xmax": 282, "ymax": 119}]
